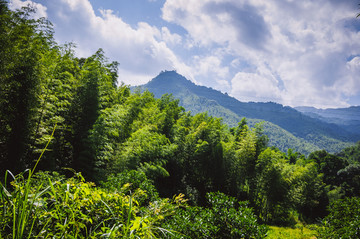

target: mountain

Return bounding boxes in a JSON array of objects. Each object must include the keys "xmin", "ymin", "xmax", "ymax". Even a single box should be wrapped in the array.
[
  {"xmin": 295, "ymin": 106, "xmax": 360, "ymax": 134},
  {"xmin": 136, "ymin": 70, "xmax": 359, "ymax": 154}
]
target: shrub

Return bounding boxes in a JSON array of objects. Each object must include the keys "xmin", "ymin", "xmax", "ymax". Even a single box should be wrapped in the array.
[
  {"xmin": 163, "ymin": 192, "xmax": 268, "ymax": 239},
  {"xmin": 101, "ymin": 170, "xmax": 159, "ymax": 205},
  {"xmin": 318, "ymin": 197, "xmax": 360, "ymax": 238},
  {"xmin": 0, "ymin": 171, "xmax": 185, "ymax": 238}
]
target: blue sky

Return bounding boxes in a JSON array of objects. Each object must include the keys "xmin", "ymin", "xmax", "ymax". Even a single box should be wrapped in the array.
[{"xmin": 9, "ymin": 0, "xmax": 360, "ymax": 108}]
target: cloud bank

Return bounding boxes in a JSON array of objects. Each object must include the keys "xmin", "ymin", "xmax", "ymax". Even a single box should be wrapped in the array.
[
  {"xmin": 162, "ymin": 0, "xmax": 360, "ymax": 108},
  {"xmin": 12, "ymin": 0, "xmax": 191, "ymax": 85},
  {"xmin": 9, "ymin": 0, "xmax": 360, "ymax": 108}
]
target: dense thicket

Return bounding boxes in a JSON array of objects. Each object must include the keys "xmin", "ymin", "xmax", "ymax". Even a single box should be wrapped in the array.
[{"xmin": 1, "ymin": 3, "xmax": 359, "ymax": 238}]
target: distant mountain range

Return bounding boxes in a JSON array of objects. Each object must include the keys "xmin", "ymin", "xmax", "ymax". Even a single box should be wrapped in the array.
[
  {"xmin": 135, "ymin": 70, "xmax": 360, "ymax": 154},
  {"xmin": 295, "ymin": 106, "xmax": 360, "ymax": 134}
]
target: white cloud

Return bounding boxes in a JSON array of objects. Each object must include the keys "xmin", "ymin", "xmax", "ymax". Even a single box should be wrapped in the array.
[
  {"xmin": 190, "ymin": 54, "xmax": 230, "ymax": 91},
  {"xmin": 162, "ymin": 0, "xmax": 236, "ymax": 48},
  {"xmin": 341, "ymin": 57, "xmax": 360, "ymax": 95},
  {"xmin": 9, "ymin": 0, "xmax": 360, "ymax": 107},
  {"xmin": 12, "ymin": 0, "xmax": 190, "ymax": 86},
  {"xmin": 162, "ymin": 0, "xmax": 360, "ymax": 108},
  {"xmin": 230, "ymin": 71, "xmax": 282, "ymax": 103},
  {"xmin": 161, "ymin": 27, "xmax": 182, "ymax": 45},
  {"xmin": 194, "ymin": 55, "xmax": 228, "ymax": 78},
  {"xmin": 9, "ymin": 0, "xmax": 47, "ymax": 18}
]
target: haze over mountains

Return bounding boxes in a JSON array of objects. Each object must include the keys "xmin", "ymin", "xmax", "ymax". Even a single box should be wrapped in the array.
[
  {"xmin": 136, "ymin": 71, "xmax": 360, "ymax": 154},
  {"xmin": 295, "ymin": 106, "xmax": 360, "ymax": 134}
]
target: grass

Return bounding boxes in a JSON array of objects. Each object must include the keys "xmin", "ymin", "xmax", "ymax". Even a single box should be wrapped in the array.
[
  {"xmin": 266, "ymin": 225, "xmax": 318, "ymax": 239},
  {"xmin": 0, "ymin": 125, "xmax": 56, "ymax": 239},
  {"xmin": 0, "ymin": 122, "xmax": 182, "ymax": 238}
]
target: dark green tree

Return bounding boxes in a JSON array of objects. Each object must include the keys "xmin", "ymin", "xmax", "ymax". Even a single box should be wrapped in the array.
[
  {"xmin": 0, "ymin": 3, "xmax": 54, "ymax": 173},
  {"xmin": 319, "ymin": 197, "xmax": 360, "ymax": 238},
  {"xmin": 163, "ymin": 192, "xmax": 268, "ymax": 239},
  {"xmin": 70, "ymin": 49, "xmax": 119, "ymax": 180},
  {"xmin": 308, "ymin": 150, "xmax": 348, "ymax": 186}
]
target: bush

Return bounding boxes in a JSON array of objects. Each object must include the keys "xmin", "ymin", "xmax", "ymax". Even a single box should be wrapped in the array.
[
  {"xmin": 0, "ymin": 171, "xmax": 184, "ymax": 238},
  {"xmin": 101, "ymin": 170, "xmax": 159, "ymax": 205},
  {"xmin": 163, "ymin": 192, "xmax": 268, "ymax": 238},
  {"xmin": 318, "ymin": 197, "xmax": 360, "ymax": 238}
]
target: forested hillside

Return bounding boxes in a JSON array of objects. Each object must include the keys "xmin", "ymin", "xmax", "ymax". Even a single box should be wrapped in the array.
[
  {"xmin": 139, "ymin": 70, "xmax": 358, "ymax": 154},
  {"xmin": 1, "ymin": 3, "xmax": 360, "ymax": 238}
]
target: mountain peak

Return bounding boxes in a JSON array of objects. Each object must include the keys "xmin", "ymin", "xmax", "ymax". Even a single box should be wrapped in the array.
[
  {"xmin": 157, "ymin": 70, "xmax": 182, "ymax": 78},
  {"xmin": 148, "ymin": 70, "xmax": 193, "ymax": 86},
  {"xmin": 138, "ymin": 71, "xmax": 360, "ymax": 154}
]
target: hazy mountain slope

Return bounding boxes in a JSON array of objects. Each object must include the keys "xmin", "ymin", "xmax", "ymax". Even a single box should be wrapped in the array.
[
  {"xmin": 295, "ymin": 106, "xmax": 360, "ymax": 134},
  {"xmin": 137, "ymin": 70, "xmax": 357, "ymax": 153},
  {"xmin": 295, "ymin": 106, "xmax": 360, "ymax": 123}
]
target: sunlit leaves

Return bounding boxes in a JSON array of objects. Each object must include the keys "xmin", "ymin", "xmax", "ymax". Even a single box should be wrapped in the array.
[
  {"xmin": 0, "ymin": 171, "xmax": 184, "ymax": 238},
  {"xmin": 163, "ymin": 192, "xmax": 268, "ymax": 239}
]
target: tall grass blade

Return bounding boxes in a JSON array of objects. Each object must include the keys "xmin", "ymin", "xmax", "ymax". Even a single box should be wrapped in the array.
[{"xmin": 1, "ymin": 124, "xmax": 56, "ymax": 239}]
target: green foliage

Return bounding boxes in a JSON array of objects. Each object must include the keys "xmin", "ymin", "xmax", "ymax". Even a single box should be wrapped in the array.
[
  {"xmin": 141, "ymin": 70, "xmax": 356, "ymax": 154},
  {"xmin": 168, "ymin": 113, "xmax": 227, "ymax": 204},
  {"xmin": 308, "ymin": 148, "xmax": 360, "ymax": 199},
  {"xmin": 101, "ymin": 170, "xmax": 159, "ymax": 205},
  {"xmin": 254, "ymin": 148, "xmax": 290, "ymax": 224},
  {"xmin": 308, "ymin": 150, "xmax": 348, "ymax": 186},
  {"xmin": 337, "ymin": 164, "xmax": 360, "ymax": 197},
  {"xmin": 338, "ymin": 141, "xmax": 360, "ymax": 164},
  {"xmin": 0, "ymin": 171, "xmax": 185, "ymax": 238},
  {"xmin": 0, "ymin": 125, "xmax": 54, "ymax": 238},
  {"xmin": 0, "ymin": 3, "xmax": 54, "ymax": 173},
  {"xmin": 318, "ymin": 197, "xmax": 360, "ymax": 239},
  {"xmin": 163, "ymin": 192, "xmax": 268, "ymax": 239},
  {"xmin": 284, "ymin": 160, "xmax": 328, "ymax": 222},
  {"xmin": 111, "ymin": 125, "xmax": 176, "ymax": 182},
  {"xmin": 157, "ymin": 94, "xmax": 184, "ymax": 138},
  {"xmin": 0, "ymin": 3, "xmax": 123, "ymax": 179}
]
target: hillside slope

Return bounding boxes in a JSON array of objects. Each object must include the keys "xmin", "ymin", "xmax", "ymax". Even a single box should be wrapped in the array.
[
  {"xmin": 137, "ymin": 71, "xmax": 358, "ymax": 153},
  {"xmin": 295, "ymin": 106, "xmax": 360, "ymax": 134}
]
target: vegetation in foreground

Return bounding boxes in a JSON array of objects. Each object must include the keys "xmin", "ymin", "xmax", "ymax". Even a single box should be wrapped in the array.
[
  {"xmin": 266, "ymin": 225, "xmax": 317, "ymax": 239},
  {"xmin": 1, "ymin": 2, "xmax": 360, "ymax": 238},
  {"xmin": 0, "ymin": 169, "xmax": 267, "ymax": 238}
]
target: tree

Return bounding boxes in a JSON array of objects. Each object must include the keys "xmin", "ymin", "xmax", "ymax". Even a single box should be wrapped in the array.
[
  {"xmin": 173, "ymin": 113, "xmax": 226, "ymax": 204},
  {"xmin": 254, "ymin": 148, "xmax": 290, "ymax": 224},
  {"xmin": 337, "ymin": 164, "xmax": 360, "ymax": 197},
  {"xmin": 288, "ymin": 160, "xmax": 328, "ymax": 221},
  {"xmin": 157, "ymin": 94, "xmax": 184, "ymax": 139},
  {"xmin": 319, "ymin": 197, "xmax": 360, "ymax": 238},
  {"xmin": 113, "ymin": 125, "xmax": 176, "ymax": 180},
  {"xmin": 32, "ymin": 45, "xmax": 80, "ymax": 171},
  {"xmin": 308, "ymin": 150, "xmax": 348, "ymax": 186},
  {"xmin": 0, "ymin": 3, "xmax": 54, "ymax": 173},
  {"xmin": 163, "ymin": 192, "xmax": 268, "ymax": 239}
]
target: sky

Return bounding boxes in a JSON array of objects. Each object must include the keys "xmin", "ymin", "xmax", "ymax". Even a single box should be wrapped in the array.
[{"xmin": 8, "ymin": 0, "xmax": 360, "ymax": 108}]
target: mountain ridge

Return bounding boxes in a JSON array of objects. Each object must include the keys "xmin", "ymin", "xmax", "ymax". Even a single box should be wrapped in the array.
[
  {"xmin": 136, "ymin": 70, "xmax": 359, "ymax": 154},
  {"xmin": 295, "ymin": 106, "xmax": 360, "ymax": 134}
]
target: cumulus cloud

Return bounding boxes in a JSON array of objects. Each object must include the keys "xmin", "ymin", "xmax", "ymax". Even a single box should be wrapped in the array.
[
  {"xmin": 231, "ymin": 71, "xmax": 282, "ymax": 102},
  {"xmin": 9, "ymin": 0, "xmax": 47, "ymax": 18},
  {"xmin": 204, "ymin": 1, "xmax": 271, "ymax": 50},
  {"xmin": 9, "ymin": 0, "xmax": 360, "ymax": 107},
  {"xmin": 160, "ymin": 27, "xmax": 182, "ymax": 45},
  {"xmin": 190, "ymin": 54, "xmax": 230, "ymax": 91},
  {"xmin": 162, "ymin": 0, "xmax": 360, "ymax": 108},
  {"xmin": 11, "ymin": 0, "xmax": 189, "ymax": 86}
]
